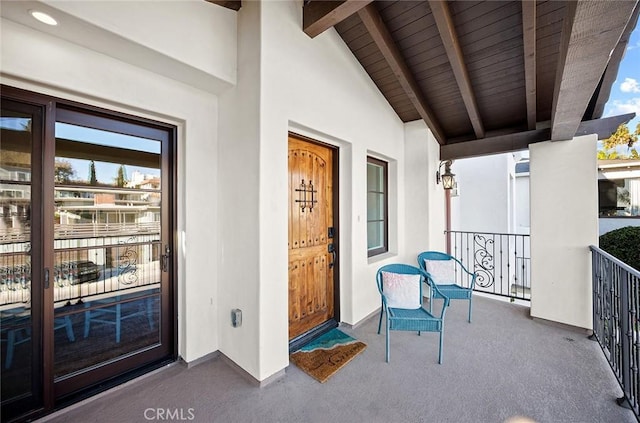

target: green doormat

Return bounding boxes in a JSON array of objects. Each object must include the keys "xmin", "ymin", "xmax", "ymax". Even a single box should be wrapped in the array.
[{"xmin": 290, "ymin": 328, "xmax": 367, "ymax": 383}]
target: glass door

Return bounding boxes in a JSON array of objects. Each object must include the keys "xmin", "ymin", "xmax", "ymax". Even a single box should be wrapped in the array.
[
  {"xmin": 51, "ymin": 107, "xmax": 175, "ymax": 399},
  {"xmin": 0, "ymin": 99, "xmax": 44, "ymax": 420},
  {"xmin": 1, "ymin": 87, "xmax": 176, "ymax": 419}
]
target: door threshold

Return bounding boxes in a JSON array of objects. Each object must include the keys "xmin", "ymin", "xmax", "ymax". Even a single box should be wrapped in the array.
[{"xmin": 288, "ymin": 319, "xmax": 338, "ymax": 354}]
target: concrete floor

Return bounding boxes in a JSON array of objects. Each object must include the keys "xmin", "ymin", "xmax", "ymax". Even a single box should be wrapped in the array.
[{"xmin": 39, "ymin": 295, "xmax": 635, "ymax": 423}]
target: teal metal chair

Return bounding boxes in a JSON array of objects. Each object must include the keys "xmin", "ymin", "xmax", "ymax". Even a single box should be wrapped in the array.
[
  {"xmin": 418, "ymin": 251, "xmax": 476, "ymax": 323},
  {"xmin": 376, "ymin": 264, "xmax": 449, "ymax": 364}
]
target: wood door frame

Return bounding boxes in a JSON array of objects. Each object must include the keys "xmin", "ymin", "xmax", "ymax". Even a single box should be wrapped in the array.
[
  {"xmin": 287, "ymin": 132, "xmax": 340, "ymax": 352},
  {"xmin": 0, "ymin": 85, "xmax": 178, "ymax": 419}
]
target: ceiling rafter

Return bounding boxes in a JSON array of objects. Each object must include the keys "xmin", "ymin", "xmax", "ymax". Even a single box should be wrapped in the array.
[
  {"xmin": 441, "ymin": 113, "xmax": 635, "ymax": 161},
  {"xmin": 205, "ymin": 1, "xmax": 241, "ymax": 11},
  {"xmin": 587, "ymin": 1, "xmax": 640, "ymax": 120},
  {"xmin": 521, "ymin": 0, "xmax": 536, "ymax": 130},
  {"xmin": 357, "ymin": 3, "xmax": 445, "ymax": 144},
  {"xmin": 303, "ymin": 0, "xmax": 372, "ymax": 38},
  {"xmin": 550, "ymin": 0, "xmax": 638, "ymax": 141},
  {"xmin": 429, "ymin": 0, "xmax": 485, "ymax": 139}
]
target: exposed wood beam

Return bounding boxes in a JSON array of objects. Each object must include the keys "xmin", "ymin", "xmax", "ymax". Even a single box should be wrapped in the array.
[
  {"xmin": 429, "ymin": 0, "xmax": 484, "ymax": 139},
  {"xmin": 304, "ymin": 0, "xmax": 372, "ymax": 38},
  {"xmin": 587, "ymin": 1, "xmax": 640, "ymax": 120},
  {"xmin": 358, "ymin": 4, "xmax": 446, "ymax": 144},
  {"xmin": 205, "ymin": 1, "xmax": 241, "ymax": 11},
  {"xmin": 441, "ymin": 113, "xmax": 635, "ymax": 161},
  {"xmin": 522, "ymin": 0, "xmax": 537, "ymax": 130},
  {"xmin": 551, "ymin": 0, "xmax": 638, "ymax": 141}
]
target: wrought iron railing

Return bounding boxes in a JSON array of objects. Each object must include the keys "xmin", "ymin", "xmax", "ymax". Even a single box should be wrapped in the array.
[
  {"xmin": 591, "ymin": 245, "xmax": 640, "ymax": 419},
  {"xmin": 445, "ymin": 231, "xmax": 531, "ymax": 301},
  {"xmin": 0, "ymin": 235, "xmax": 161, "ymax": 308}
]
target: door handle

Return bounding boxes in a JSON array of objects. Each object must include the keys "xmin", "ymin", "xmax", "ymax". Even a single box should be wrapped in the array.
[
  {"xmin": 328, "ymin": 244, "xmax": 336, "ymax": 269},
  {"xmin": 161, "ymin": 245, "xmax": 171, "ymax": 272},
  {"xmin": 44, "ymin": 267, "xmax": 50, "ymax": 289}
]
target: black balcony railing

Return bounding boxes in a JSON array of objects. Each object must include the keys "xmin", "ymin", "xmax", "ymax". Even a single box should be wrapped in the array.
[
  {"xmin": 445, "ymin": 231, "xmax": 531, "ymax": 301},
  {"xmin": 591, "ymin": 245, "xmax": 640, "ymax": 419}
]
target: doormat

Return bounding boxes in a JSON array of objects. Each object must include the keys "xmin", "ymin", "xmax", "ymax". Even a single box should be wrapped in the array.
[{"xmin": 290, "ymin": 328, "xmax": 366, "ymax": 383}]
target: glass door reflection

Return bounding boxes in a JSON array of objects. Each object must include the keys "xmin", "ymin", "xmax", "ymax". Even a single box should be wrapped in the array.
[
  {"xmin": 53, "ymin": 122, "xmax": 162, "ymax": 378},
  {"xmin": 0, "ymin": 103, "xmax": 38, "ymax": 416}
]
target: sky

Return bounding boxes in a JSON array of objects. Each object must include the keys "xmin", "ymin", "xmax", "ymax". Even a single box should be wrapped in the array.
[
  {"xmin": 603, "ymin": 24, "xmax": 640, "ymax": 133},
  {"xmin": 55, "ymin": 122, "xmax": 161, "ymax": 184}
]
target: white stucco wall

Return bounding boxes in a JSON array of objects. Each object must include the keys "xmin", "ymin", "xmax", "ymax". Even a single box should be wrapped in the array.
[
  {"xmin": 1, "ymin": 0, "xmax": 237, "ymax": 362},
  {"xmin": 257, "ymin": 0, "xmax": 414, "ymax": 380},
  {"xmin": 1, "ymin": 0, "xmax": 445, "ymax": 384},
  {"xmin": 529, "ymin": 135, "xmax": 598, "ymax": 329},
  {"xmin": 450, "ymin": 154, "xmax": 514, "ymax": 233},
  {"xmin": 404, "ymin": 121, "xmax": 446, "ymax": 254},
  {"xmin": 41, "ymin": 0, "xmax": 237, "ymax": 85},
  {"xmin": 515, "ymin": 174, "xmax": 530, "ymax": 233}
]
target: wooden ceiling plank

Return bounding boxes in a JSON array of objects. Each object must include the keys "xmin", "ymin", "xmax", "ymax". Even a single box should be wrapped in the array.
[
  {"xmin": 550, "ymin": 0, "xmax": 639, "ymax": 141},
  {"xmin": 441, "ymin": 113, "xmax": 635, "ymax": 161},
  {"xmin": 304, "ymin": 0, "xmax": 373, "ymax": 38},
  {"xmin": 357, "ymin": 3, "xmax": 446, "ymax": 143},
  {"xmin": 429, "ymin": 0, "xmax": 485, "ymax": 139},
  {"xmin": 522, "ymin": 0, "xmax": 536, "ymax": 130}
]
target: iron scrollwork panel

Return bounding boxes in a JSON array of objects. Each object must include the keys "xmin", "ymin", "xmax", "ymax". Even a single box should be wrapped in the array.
[
  {"xmin": 118, "ymin": 236, "xmax": 138, "ymax": 285},
  {"xmin": 473, "ymin": 234, "xmax": 495, "ymax": 288}
]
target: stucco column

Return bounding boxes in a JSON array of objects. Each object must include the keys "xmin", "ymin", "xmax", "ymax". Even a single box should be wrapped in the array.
[{"xmin": 529, "ymin": 135, "xmax": 598, "ymax": 329}]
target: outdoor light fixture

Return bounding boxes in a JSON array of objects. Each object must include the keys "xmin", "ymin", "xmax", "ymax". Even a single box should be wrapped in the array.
[
  {"xmin": 436, "ymin": 160, "xmax": 455, "ymax": 190},
  {"xmin": 29, "ymin": 10, "xmax": 58, "ymax": 26}
]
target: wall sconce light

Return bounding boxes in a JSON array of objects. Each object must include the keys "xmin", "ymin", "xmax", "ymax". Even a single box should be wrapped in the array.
[{"xmin": 436, "ymin": 160, "xmax": 455, "ymax": 190}]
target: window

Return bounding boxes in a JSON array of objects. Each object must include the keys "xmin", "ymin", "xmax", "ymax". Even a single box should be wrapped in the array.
[
  {"xmin": 599, "ymin": 177, "xmax": 640, "ymax": 217},
  {"xmin": 367, "ymin": 157, "xmax": 388, "ymax": 257}
]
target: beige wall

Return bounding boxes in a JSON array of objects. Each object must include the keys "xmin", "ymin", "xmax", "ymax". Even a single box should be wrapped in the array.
[{"xmin": 529, "ymin": 135, "xmax": 598, "ymax": 329}]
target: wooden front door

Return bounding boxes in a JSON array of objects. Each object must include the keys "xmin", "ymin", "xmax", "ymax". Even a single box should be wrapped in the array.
[{"xmin": 288, "ymin": 135, "xmax": 335, "ymax": 340}]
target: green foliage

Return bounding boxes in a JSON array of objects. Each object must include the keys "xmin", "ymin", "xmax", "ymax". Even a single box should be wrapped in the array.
[
  {"xmin": 54, "ymin": 159, "xmax": 75, "ymax": 183},
  {"xmin": 115, "ymin": 164, "xmax": 128, "ymax": 187},
  {"xmin": 599, "ymin": 226, "xmax": 640, "ymax": 271},
  {"xmin": 88, "ymin": 160, "xmax": 97, "ymax": 185},
  {"xmin": 599, "ymin": 123, "xmax": 640, "ymax": 160}
]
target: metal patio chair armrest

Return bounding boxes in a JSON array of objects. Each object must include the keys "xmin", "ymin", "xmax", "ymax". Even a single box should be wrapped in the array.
[{"xmin": 422, "ymin": 270, "xmax": 450, "ymax": 320}]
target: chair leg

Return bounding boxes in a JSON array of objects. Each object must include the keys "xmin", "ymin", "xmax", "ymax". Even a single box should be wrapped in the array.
[
  {"xmin": 63, "ymin": 316, "xmax": 75, "ymax": 341},
  {"xmin": 377, "ymin": 307, "xmax": 384, "ymax": 335},
  {"xmin": 115, "ymin": 303, "xmax": 122, "ymax": 343},
  {"xmin": 146, "ymin": 297, "xmax": 154, "ymax": 330},
  {"xmin": 84, "ymin": 309, "xmax": 91, "ymax": 338},
  {"xmin": 468, "ymin": 296, "xmax": 473, "ymax": 323},
  {"xmin": 385, "ymin": 319, "xmax": 390, "ymax": 363},
  {"xmin": 5, "ymin": 329, "xmax": 15, "ymax": 369},
  {"xmin": 438, "ymin": 329, "xmax": 444, "ymax": 364}
]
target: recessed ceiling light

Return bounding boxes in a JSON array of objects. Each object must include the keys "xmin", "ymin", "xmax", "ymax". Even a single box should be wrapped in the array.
[{"xmin": 29, "ymin": 10, "xmax": 58, "ymax": 26}]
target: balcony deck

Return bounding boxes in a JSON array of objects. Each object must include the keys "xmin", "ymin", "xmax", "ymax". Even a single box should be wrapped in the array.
[{"xmin": 39, "ymin": 295, "xmax": 635, "ymax": 423}]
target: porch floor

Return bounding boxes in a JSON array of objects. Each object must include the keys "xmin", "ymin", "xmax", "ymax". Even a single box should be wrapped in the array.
[{"xmin": 39, "ymin": 296, "xmax": 634, "ymax": 423}]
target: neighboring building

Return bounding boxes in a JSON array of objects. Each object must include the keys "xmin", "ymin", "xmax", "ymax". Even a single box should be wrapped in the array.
[{"xmin": 598, "ymin": 159, "xmax": 640, "ymax": 235}]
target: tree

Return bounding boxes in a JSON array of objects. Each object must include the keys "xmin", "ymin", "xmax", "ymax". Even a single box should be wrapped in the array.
[
  {"xmin": 599, "ymin": 122, "xmax": 640, "ymax": 159},
  {"xmin": 115, "ymin": 165, "xmax": 128, "ymax": 187},
  {"xmin": 54, "ymin": 160, "xmax": 75, "ymax": 183},
  {"xmin": 88, "ymin": 160, "xmax": 97, "ymax": 185}
]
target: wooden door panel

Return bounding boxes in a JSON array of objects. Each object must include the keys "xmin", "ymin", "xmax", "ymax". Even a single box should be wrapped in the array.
[{"xmin": 288, "ymin": 136, "xmax": 334, "ymax": 340}]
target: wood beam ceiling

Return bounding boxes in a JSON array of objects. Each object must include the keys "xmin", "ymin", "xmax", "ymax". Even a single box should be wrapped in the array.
[
  {"xmin": 429, "ymin": 0, "xmax": 484, "ymax": 139},
  {"xmin": 358, "ymin": 3, "xmax": 446, "ymax": 144},
  {"xmin": 521, "ymin": 0, "xmax": 536, "ymax": 130},
  {"xmin": 440, "ymin": 113, "xmax": 635, "ymax": 161},
  {"xmin": 588, "ymin": 1, "xmax": 640, "ymax": 120},
  {"xmin": 303, "ymin": 0, "xmax": 372, "ymax": 38},
  {"xmin": 205, "ymin": 1, "xmax": 241, "ymax": 11},
  {"xmin": 551, "ymin": 0, "xmax": 639, "ymax": 141}
]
